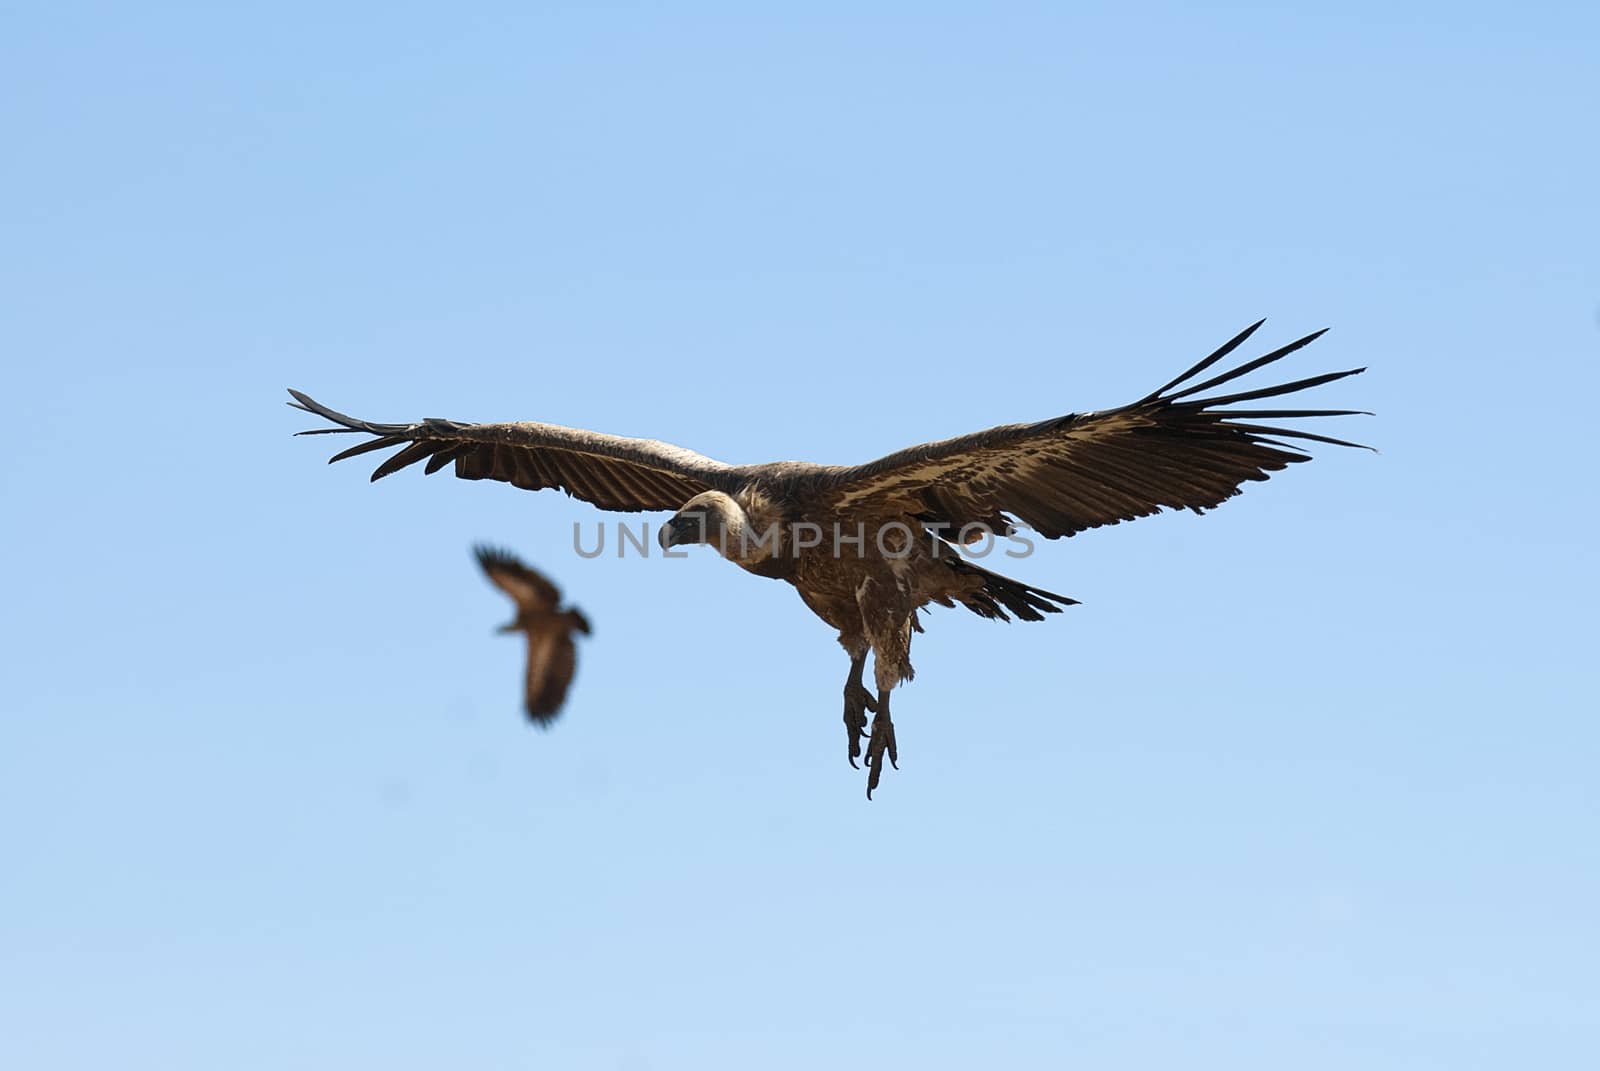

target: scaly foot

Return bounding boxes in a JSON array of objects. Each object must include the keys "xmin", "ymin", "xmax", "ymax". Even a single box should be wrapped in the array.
[
  {"xmin": 864, "ymin": 692, "xmax": 897, "ymax": 799},
  {"xmin": 843, "ymin": 681, "xmax": 878, "ymax": 767}
]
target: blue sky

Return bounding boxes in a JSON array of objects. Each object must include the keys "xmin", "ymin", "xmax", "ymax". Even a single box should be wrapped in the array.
[{"xmin": 3, "ymin": 3, "xmax": 1597, "ymax": 1067}]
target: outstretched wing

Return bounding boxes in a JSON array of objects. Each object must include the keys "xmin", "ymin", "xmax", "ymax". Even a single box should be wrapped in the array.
[
  {"xmin": 289, "ymin": 391, "xmax": 737, "ymax": 513},
  {"xmin": 817, "ymin": 322, "xmax": 1369, "ymax": 539},
  {"xmin": 474, "ymin": 544, "xmax": 561, "ymax": 614},
  {"xmin": 523, "ymin": 627, "xmax": 579, "ymax": 726}
]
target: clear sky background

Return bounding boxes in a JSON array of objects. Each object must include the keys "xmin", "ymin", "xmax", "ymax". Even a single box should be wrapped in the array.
[{"xmin": 3, "ymin": 3, "xmax": 1597, "ymax": 1068}]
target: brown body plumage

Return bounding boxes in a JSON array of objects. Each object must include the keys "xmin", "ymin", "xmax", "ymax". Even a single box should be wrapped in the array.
[
  {"xmin": 292, "ymin": 321, "xmax": 1368, "ymax": 796},
  {"xmin": 473, "ymin": 545, "xmax": 591, "ymax": 725}
]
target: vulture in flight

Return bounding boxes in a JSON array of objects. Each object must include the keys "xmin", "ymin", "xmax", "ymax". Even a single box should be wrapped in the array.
[
  {"xmin": 473, "ymin": 545, "xmax": 591, "ymax": 726},
  {"xmin": 291, "ymin": 321, "xmax": 1367, "ymax": 796}
]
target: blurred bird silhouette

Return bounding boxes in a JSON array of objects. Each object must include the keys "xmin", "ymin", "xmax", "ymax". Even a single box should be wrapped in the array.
[{"xmin": 473, "ymin": 545, "xmax": 591, "ymax": 726}]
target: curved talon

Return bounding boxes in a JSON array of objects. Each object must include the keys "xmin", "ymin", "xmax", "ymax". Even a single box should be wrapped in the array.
[
  {"xmin": 843, "ymin": 681, "xmax": 873, "ymax": 769},
  {"xmin": 845, "ymin": 723, "xmax": 866, "ymax": 766},
  {"xmin": 866, "ymin": 751, "xmax": 887, "ymax": 798}
]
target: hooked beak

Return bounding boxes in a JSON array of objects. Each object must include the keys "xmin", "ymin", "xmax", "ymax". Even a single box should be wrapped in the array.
[{"xmin": 659, "ymin": 513, "xmax": 702, "ymax": 550}]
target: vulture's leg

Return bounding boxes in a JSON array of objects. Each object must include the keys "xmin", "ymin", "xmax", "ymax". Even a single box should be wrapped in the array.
[
  {"xmin": 854, "ymin": 578, "xmax": 912, "ymax": 797},
  {"xmin": 864, "ymin": 687, "xmax": 897, "ymax": 800},
  {"xmin": 843, "ymin": 652, "xmax": 878, "ymax": 768}
]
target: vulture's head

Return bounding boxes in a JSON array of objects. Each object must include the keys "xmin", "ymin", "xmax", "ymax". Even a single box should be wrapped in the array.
[{"xmin": 659, "ymin": 491, "xmax": 745, "ymax": 556}]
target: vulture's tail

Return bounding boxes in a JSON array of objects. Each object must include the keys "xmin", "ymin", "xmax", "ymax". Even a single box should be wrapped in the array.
[{"xmin": 947, "ymin": 556, "xmax": 1079, "ymax": 622}]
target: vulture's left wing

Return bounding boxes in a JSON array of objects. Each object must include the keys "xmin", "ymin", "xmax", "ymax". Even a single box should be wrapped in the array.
[
  {"xmin": 816, "ymin": 322, "xmax": 1370, "ymax": 540},
  {"xmin": 289, "ymin": 391, "xmax": 737, "ymax": 513}
]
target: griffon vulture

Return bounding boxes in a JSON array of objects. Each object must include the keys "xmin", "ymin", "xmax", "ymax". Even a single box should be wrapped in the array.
[
  {"xmin": 473, "ymin": 545, "xmax": 591, "ymax": 725},
  {"xmin": 291, "ymin": 321, "xmax": 1367, "ymax": 796}
]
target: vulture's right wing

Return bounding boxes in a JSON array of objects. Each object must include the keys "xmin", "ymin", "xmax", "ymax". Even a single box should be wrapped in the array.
[{"xmin": 290, "ymin": 391, "xmax": 737, "ymax": 513}]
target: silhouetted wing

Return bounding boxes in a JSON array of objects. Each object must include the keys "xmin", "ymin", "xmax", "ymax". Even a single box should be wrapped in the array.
[
  {"xmin": 523, "ymin": 627, "xmax": 578, "ymax": 725},
  {"xmin": 290, "ymin": 391, "xmax": 737, "ymax": 512},
  {"xmin": 817, "ymin": 322, "xmax": 1370, "ymax": 539},
  {"xmin": 474, "ymin": 545, "xmax": 560, "ymax": 614}
]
